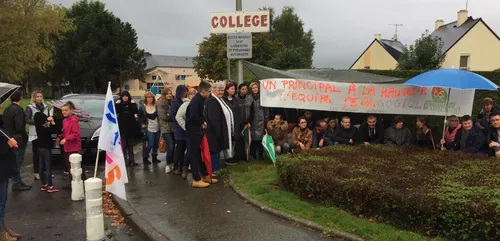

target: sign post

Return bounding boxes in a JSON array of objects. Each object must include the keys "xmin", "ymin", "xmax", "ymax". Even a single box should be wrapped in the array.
[{"xmin": 210, "ymin": 5, "xmax": 270, "ymax": 84}]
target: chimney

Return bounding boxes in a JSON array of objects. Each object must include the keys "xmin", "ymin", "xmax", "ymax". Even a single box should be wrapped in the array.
[
  {"xmin": 457, "ymin": 10, "xmax": 468, "ymax": 27},
  {"xmin": 374, "ymin": 33, "xmax": 381, "ymax": 40},
  {"xmin": 435, "ymin": 19, "xmax": 444, "ymax": 30}
]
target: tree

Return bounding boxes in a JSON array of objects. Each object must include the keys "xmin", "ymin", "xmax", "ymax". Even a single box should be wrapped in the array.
[
  {"xmin": 193, "ymin": 6, "xmax": 315, "ymax": 81},
  {"xmin": 398, "ymin": 30, "xmax": 446, "ymax": 70},
  {"xmin": 52, "ymin": 0, "xmax": 145, "ymax": 92},
  {"xmin": 0, "ymin": 0, "xmax": 73, "ymax": 84}
]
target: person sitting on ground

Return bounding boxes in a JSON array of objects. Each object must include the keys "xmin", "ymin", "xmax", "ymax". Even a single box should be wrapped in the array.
[
  {"xmin": 440, "ymin": 115, "xmax": 462, "ymax": 150},
  {"xmin": 359, "ymin": 115, "xmax": 384, "ymax": 145},
  {"xmin": 313, "ymin": 119, "xmax": 328, "ymax": 149},
  {"xmin": 477, "ymin": 97, "xmax": 499, "ymax": 129},
  {"xmin": 302, "ymin": 110, "xmax": 314, "ymax": 131},
  {"xmin": 486, "ymin": 112, "xmax": 500, "ymax": 158},
  {"xmin": 332, "ymin": 116, "xmax": 359, "ymax": 145},
  {"xmin": 325, "ymin": 117, "xmax": 338, "ymax": 146},
  {"xmin": 415, "ymin": 116, "xmax": 437, "ymax": 150},
  {"xmin": 266, "ymin": 114, "xmax": 289, "ymax": 154},
  {"xmin": 456, "ymin": 115, "xmax": 486, "ymax": 154},
  {"xmin": 384, "ymin": 116, "xmax": 412, "ymax": 147},
  {"xmin": 291, "ymin": 117, "xmax": 312, "ymax": 153}
]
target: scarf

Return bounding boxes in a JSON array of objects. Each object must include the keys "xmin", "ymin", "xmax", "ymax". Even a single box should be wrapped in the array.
[
  {"xmin": 444, "ymin": 124, "xmax": 461, "ymax": 142},
  {"xmin": 213, "ymin": 94, "xmax": 234, "ymax": 158}
]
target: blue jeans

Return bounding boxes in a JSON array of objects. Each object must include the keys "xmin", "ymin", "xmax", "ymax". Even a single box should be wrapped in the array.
[
  {"xmin": 0, "ymin": 179, "xmax": 8, "ymax": 220},
  {"xmin": 145, "ymin": 131, "xmax": 160, "ymax": 157},
  {"xmin": 210, "ymin": 152, "xmax": 220, "ymax": 173},
  {"xmin": 162, "ymin": 133, "xmax": 175, "ymax": 165},
  {"xmin": 12, "ymin": 145, "xmax": 27, "ymax": 185}
]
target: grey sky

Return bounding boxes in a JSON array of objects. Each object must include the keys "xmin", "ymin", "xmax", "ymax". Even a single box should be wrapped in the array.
[{"xmin": 50, "ymin": 0, "xmax": 500, "ymax": 69}]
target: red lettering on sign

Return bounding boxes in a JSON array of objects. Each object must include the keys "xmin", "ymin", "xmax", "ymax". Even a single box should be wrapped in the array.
[
  {"xmin": 263, "ymin": 80, "xmax": 276, "ymax": 90},
  {"xmin": 362, "ymin": 86, "xmax": 376, "ymax": 96},
  {"xmin": 211, "ymin": 16, "xmax": 219, "ymax": 28},
  {"xmin": 244, "ymin": 15, "xmax": 251, "ymax": 27},
  {"xmin": 252, "ymin": 15, "xmax": 259, "ymax": 27},
  {"xmin": 220, "ymin": 16, "xmax": 228, "ymax": 27},
  {"xmin": 229, "ymin": 16, "xmax": 235, "ymax": 27},
  {"xmin": 343, "ymin": 97, "xmax": 359, "ymax": 108},
  {"xmin": 236, "ymin": 16, "xmax": 243, "ymax": 27},
  {"xmin": 320, "ymin": 95, "xmax": 332, "ymax": 104},
  {"xmin": 361, "ymin": 97, "xmax": 376, "ymax": 108},
  {"xmin": 348, "ymin": 83, "xmax": 356, "ymax": 96},
  {"xmin": 261, "ymin": 14, "xmax": 268, "ymax": 27},
  {"xmin": 106, "ymin": 165, "xmax": 122, "ymax": 185}
]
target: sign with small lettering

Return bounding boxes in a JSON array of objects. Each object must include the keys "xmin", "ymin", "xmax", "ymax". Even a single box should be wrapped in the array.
[
  {"xmin": 227, "ymin": 33, "xmax": 252, "ymax": 59},
  {"xmin": 260, "ymin": 78, "xmax": 475, "ymax": 116}
]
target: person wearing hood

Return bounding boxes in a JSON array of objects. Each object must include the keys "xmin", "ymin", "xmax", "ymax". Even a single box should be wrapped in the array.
[
  {"xmin": 247, "ymin": 82, "xmax": 269, "ymax": 160},
  {"xmin": 222, "ymin": 81, "xmax": 243, "ymax": 165},
  {"xmin": 384, "ymin": 116, "xmax": 412, "ymax": 147},
  {"xmin": 332, "ymin": 116, "xmax": 360, "ymax": 145},
  {"xmin": 25, "ymin": 90, "xmax": 50, "ymax": 181},
  {"xmin": 359, "ymin": 115, "xmax": 384, "ymax": 145},
  {"xmin": 170, "ymin": 85, "xmax": 188, "ymax": 175},
  {"xmin": 176, "ymin": 88, "xmax": 197, "ymax": 179},
  {"xmin": 158, "ymin": 88, "xmax": 176, "ymax": 173},
  {"xmin": 116, "ymin": 91, "xmax": 139, "ymax": 166},
  {"xmin": 138, "ymin": 92, "xmax": 160, "ymax": 165}
]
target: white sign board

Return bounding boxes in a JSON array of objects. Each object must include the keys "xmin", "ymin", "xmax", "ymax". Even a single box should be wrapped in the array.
[
  {"xmin": 227, "ymin": 33, "xmax": 252, "ymax": 59},
  {"xmin": 260, "ymin": 78, "xmax": 475, "ymax": 116},
  {"xmin": 210, "ymin": 10, "xmax": 270, "ymax": 33}
]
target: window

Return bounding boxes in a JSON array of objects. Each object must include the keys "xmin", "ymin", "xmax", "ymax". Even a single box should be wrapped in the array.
[
  {"xmin": 124, "ymin": 84, "xmax": 130, "ymax": 91},
  {"xmin": 459, "ymin": 55, "xmax": 470, "ymax": 71},
  {"xmin": 175, "ymin": 75, "xmax": 192, "ymax": 81},
  {"xmin": 152, "ymin": 75, "xmax": 157, "ymax": 80},
  {"xmin": 364, "ymin": 66, "xmax": 370, "ymax": 70}
]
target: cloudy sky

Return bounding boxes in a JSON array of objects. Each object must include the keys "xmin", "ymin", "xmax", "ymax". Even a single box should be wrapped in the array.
[{"xmin": 50, "ymin": 0, "xmax": 500, "ymax": 69}]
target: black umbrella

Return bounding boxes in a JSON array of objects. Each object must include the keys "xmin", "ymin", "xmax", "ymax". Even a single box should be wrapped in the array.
[{"xmin": 0, "ymin": 82, "xmax": 21, "ymax": 147}]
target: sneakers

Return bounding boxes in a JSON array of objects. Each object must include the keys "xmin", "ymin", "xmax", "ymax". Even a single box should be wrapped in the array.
[
  {"xmin": 165, "ymin": 164, "xmax": 173, "ymax": 173},
  {"xmin": 192, "ymin": 180, "xmax": 209, "ymax": 188},
  {"xmin": 202, "ymin": 176, "xmax": 218, "ymax": 184},
  {"xmin": 225, "ymin": 159, "xmax": 237, "ymax": 166},
  {"xmin": 47, "ymin": 187, "xmax": 61, "ymax": 193},
  {"xmin": 41, "ymin": 184, "xmax": 49, "ymax": 191},
  {"xmin": 33, "ymin": 173, "xmax": 40, "ymax": 180}
]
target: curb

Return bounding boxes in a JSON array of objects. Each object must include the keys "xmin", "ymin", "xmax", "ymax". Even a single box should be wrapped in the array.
[
  {"xmin": 112, "ymin": 195, "xmax": 171, "ymax": 241},
  {"xmin": 227, "ymin": 174, "xmax": 364, "ymax": 241}
]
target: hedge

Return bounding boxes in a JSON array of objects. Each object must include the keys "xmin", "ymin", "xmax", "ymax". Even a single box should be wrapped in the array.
[
  {"xmin": 276, "ymin": 146, "xmax": 500, "ymax": 240},
  {"xmin": 358, "ymin": 70, "xmax": 500, "ymax": 117}
]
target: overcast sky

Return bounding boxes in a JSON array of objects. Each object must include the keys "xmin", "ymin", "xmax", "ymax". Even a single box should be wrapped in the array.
[{"xmin": 50, "ymin": 0, "xmax": 500, "ymax": 69}]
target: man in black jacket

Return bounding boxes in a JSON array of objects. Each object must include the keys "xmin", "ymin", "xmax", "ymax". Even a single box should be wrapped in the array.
[
  {"xmin": 2, "ymin": 90, "xmax": 31, "ymax": 191},
  {"xmin": 359, "ymin": 115, "xmax": 384, "ymax": 145},
  {"xmin": 332, "ymin": 116, "xmax": 360, "ymax": 145},
  {"xmin": 186, "ymin": 81, "xmax": 214, "ymax": 188},
  {"xmin": 486, "ymin": 112, "xmax": 500, "ymax": 157}
]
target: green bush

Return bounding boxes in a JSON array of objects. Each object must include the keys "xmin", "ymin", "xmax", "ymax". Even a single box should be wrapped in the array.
[{"xmin": 276, "ymin": 146, "xmax": 500, "ymax": 240}]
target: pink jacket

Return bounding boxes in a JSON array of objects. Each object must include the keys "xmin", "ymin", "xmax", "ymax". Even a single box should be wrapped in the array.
[{"xmin": 59, "ymin": 115, "xmax": 81, "ymax": 153}]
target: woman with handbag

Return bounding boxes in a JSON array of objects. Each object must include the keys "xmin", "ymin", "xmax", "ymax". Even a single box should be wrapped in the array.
[
  {"xmin": 138, "ymin": 92, "xmax": 161, "ymax": 165},
  {"xmin": 157, "ymin": 88, "xmax": 175, "ymax": 173}
]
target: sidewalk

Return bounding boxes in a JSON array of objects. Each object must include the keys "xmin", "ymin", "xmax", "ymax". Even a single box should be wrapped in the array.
[
  {"xmin": 121, "ymin": 157, "xmax": 332, "ymax": 241},
  {"xmin": 5, "ymin": 146, "xmax": 145, "ymax": 241}
]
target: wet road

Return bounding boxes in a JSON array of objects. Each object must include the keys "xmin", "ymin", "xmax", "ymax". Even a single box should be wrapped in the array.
[{"xmin": 125, "ymin": 153, "xmax": 332, "ymax": 241}]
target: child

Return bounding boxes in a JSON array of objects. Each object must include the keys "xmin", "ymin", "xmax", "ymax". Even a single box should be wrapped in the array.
[
  {"xmin": 57, "ymin": 101, "xmax": 81, "ymax": 178},
  {"xmin": 34, "ymin": 112, "xmax": 61, "ymax": 193}
]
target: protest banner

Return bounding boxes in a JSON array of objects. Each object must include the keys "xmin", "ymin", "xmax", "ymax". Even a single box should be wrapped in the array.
[{"xmin": 260, "ymin": 78, "xmax": 475, "ymax": 116}]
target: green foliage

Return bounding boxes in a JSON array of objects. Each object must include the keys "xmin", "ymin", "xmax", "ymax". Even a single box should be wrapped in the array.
[
  {"xmin": 194, "ymin": 6, "xmax": 315, "ymax": 81},
  {"xmin": 398, "ymin": 30, "xmax": 446, "ymax": 71},
  {"xmin": 0, "ymin": 0, "xmax": 73, "ymax": 83},
  {"xmin": 51, "ymin": 0, "xmax": 146, "ymax": 92},
  {"xmin": 277, "ymin": 146, "xmax": 500, "ymax": 240}
]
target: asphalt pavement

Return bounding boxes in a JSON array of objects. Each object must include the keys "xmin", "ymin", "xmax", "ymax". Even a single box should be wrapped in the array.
[
  {"xmin": 124, "ymin": 152, "xmax": 332, "ymax": 241},
  {"xmin": 5, "ymin": 144, "xmax": 145, "ymax": 241}
]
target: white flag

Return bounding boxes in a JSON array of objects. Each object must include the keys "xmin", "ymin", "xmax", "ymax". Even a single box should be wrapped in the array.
[{"xmin": 98, "ymin": 82, "xmax": 128, "ymax": 200}]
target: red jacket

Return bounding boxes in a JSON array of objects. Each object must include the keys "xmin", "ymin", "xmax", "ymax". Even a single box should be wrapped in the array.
[{"xmin": 59, "ymin": 115, "xmax": 81, "ymax": 153}]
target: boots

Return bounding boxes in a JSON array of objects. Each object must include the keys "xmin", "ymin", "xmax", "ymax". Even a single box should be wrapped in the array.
[
  {"xmin": 173, "ymin": 168, "xmax": 181, "ymax": 175},
  {"xmin": 152, "ymin": 155, "xmax": 160, "ymax": 163},
  {"xmin": 192, "ymin": 180, "xmax": 209, "ymax": 188},
  {"xmin": 0, "ymin": 232, "xmax": 16, "ymax": 241},
  {"xmin": 181, "ymin": 167, "xmax": 188, "ymax": 179},
  {"xmin": 143, "ymin": 157, "xmax": 151, "ymax": 165},
  {"xmin": 202, "ymin": 176, "xmax": 218, "ymax": 184}
]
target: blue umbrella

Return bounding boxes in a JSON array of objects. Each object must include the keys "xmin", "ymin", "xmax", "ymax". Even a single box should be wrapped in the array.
[{"xmin": 404, "ymin": 68, "xmax": 499, "ymax": 140}]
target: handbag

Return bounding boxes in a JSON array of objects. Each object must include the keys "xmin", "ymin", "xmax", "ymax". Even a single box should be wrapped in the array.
[{"xmin": 158, "ymin": 136, "xmax": 167, "ymax": 153}]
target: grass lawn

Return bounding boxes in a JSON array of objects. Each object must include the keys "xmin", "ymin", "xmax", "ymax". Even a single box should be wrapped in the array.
[
  {"xmin": 229, "ymin": 161, "xmax": 447, "ymax": 241},
  {"xmin": 0, "ymin": 98, "xmax": 31, "ymax": 114}
]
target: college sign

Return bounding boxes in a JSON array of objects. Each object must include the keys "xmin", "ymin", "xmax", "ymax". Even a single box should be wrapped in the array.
[{"xmin": 210, "ymin": 10, "xmax": 270, "ymax": 33}]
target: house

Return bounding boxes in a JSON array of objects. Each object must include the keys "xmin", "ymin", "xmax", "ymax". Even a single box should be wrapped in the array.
[
  {"xmin": 350, "ymin": 10, "xmax": 500, "ymax": 71},
  {"xmin": 431, "ymin": 10, "xmax": 500, "ymax": 71},
  {"xmin": 124, "ymin": 54, "xmax": 202, "ymax": 97},
  {"xmin": 349, "ymin": 34, "xmax": 405, "ymax": 70}
]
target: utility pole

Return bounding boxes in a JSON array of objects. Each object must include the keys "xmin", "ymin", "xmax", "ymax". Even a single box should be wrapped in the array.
[
  {"xmin": 236, "ymin": 0, "xmax": 243, "ymax": 85},
  {"xmin": 388, "ymin": 23, "xmax": 403, "ymax": 41}
]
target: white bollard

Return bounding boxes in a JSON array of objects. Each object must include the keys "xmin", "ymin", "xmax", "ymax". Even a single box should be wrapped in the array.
[
  {"xmin": 70, "ymin": 154, "xmax": 85, "ymax": 201},
  {"xmin": 85, "ymin": 177, "xmax": 105, "ymax": 241}
]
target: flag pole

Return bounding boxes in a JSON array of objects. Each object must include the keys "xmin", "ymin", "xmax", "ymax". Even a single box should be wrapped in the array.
[{"xmin": 93, "ymin": 149, "xmax": 100, "ymax": 178}]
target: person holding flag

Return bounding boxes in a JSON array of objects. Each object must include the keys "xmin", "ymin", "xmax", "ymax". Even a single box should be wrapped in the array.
[{"xmin": 98, "ymin": 82, "xmax": 129, "ymax": 200}]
